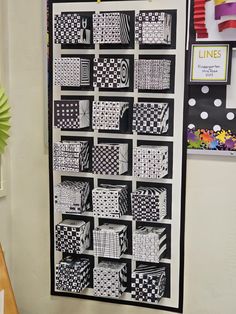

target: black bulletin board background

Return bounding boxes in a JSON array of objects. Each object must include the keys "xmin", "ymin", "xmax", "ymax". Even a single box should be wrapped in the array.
[{"xmin": 48, "ymin": 0, "xmax": 188, "ymax": 312}]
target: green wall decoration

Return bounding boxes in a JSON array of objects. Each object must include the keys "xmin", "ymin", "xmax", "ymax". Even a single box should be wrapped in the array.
[{"xmin": 0, "ymin": 87, "xmax": 10, "ymax": 154}]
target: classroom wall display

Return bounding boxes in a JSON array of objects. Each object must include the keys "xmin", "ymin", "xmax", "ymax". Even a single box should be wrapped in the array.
[
  {"xmin": 48, "ymin": 0, "xmax": 187, "ymax": 312},
  {"xmin": 187, "ymin": 0, "xmax": 236, "ymax": 154}
]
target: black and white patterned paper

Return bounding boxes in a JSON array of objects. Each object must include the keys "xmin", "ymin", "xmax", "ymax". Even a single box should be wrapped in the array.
[
  {"xmin": 133, "ymin": 226, "xmax": 166, "ymax": 263},
  {"xmin": 135, "ymin": 12, "xmax": 171, "ymax": 45},
  {"xmin": 92, "ymin": 184, "xmax": 128, "ymax": 218},
  {"xmin": 133, "ymin": 102, "xmax": 169, "ymax": 134},
  {"xmin": 93, "ymin": 143, "xmax": 128, "ymax": 175},
  {"xmin": 93, "ymin": 58, "xmax": 129, "ymax": 89},
  {"xmin": 92, "ymin": 101, "xmax": 129, "ymax": 131},
  {"xmin": 54, "ymin": 100, "xmax": 90, "ymax": 129},
  {"xmin": 54, "ymin": 13, "xmax": 91, "ymax": 44},
  {"xmin": 54, "ymin": 58, "xmax": 90, "ymax": 87},
  {"xmin": 54, "ymin": 181, "xmax": 90, "ymax": 214},
  {"xmin": 55, "ymin": 219, "xmax": 90, "ymax": 254},
  {"xmin": 93, "ymin": 224, "xmax": 128, "ymax": 258},
  {"xmin": 131, "ymin": 264, "xmax": 166, "ymax": 303},
  {"xmin": 93, "ymin": 261, "xmax": 127, "ymax": 298},
  {"xmin": 135, "ymin": 59, "xmax": 171, "ymax": 90},
  {"xmin": 53, "ymin": 140, "xmax": 89, "ymax": 173},
  {"xmin": 131, "ymin": 187, "xmax": 167, "ymax": 222},
  {"xmin": 93, "ymin": 13, "xmax": 130, "ymax": 44},
  {"xmin": 133, "ymin": 145, "xmax": 168, "ymax": 179},
  {"xmin": 55, "ymin": 256, "xmax": 90, "ymax": 293}
]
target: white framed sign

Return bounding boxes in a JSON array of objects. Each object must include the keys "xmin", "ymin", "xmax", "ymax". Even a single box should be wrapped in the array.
[{"xmin": 189, "ymin": 43, "xmax": 231, "ymax": 84}]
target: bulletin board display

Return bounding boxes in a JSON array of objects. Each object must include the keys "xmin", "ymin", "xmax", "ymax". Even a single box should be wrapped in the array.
[
  {"xmin": 187, "ymin": 0, "xmax": 236, "ymax": 155},
  {"xmin": 48, "ymin": 0, "xmax": 187, "ymax": 312}
]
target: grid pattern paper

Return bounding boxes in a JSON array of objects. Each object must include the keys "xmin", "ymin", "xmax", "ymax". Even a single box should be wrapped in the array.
[
  {"xmin": 93, "ymin": 261, "xmax": 127, "ymax": 298},
  {"xmin": 92, "ymin": 184, "xmax": 128, "ymax": 218}
]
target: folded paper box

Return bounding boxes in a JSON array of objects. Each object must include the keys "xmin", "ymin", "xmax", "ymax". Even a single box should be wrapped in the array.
[
  {"xmin": 93, "ymin": 261, "xmax": 127, "ymax": 298},
  {"xmin": 133, "ymin": 226, "xmax": 167, "ymax": 263},
  {"xmin": 54, "ymin": 181, "xmax": 90, "ymax": 214},
  {"xmin": 131, "ymin": 264, "xmax": 166, "ymax": 303},
  {"xmin": 55, "ymin": 219, "xmax": 90, "ymax": 254},
  {"xmin": 54, "ymin": 100, "xmax": 90, "ymax": 130},
  {"xmin": 93, "ymin": 143, "xmax": 128, "ymax": 175},
  {"xmin": 92, "ymin": 184, "xmax": 128, "ymax": 218},
  {"xmin": 131, "ymin": 186, "xmax": 167, "ymax": 222},
  {"xmin": 53, "ymin": 140, "xmax": 89, "ymax": 173},
  {"xmin": 93, "ymin": 223, "xmax": 128, "ymax": 258},
  {"xmin": 133, "ymin": 145, "xmax": 168, "ymax": 179},
  {"xmin": 55, "ymin": 256, "xmax": 90, "ymax": 293}
]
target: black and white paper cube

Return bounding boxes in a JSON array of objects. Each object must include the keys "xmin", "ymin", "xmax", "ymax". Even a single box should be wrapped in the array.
[
  {"xmin": 135, "ymin": 12, "xmax": 172, "ymax": 45},
  {"xmin": 135, "ymin": 59, "xmax": 171, "ymax": 90},
  {"xmin": 92, "ymin": 101, "xmax": 129, "ymax": 131},
  {"xmin": 54, "ymin": 181, "xmax": 90, "ymax": 214},
  {"xmin": 93, "ymin": 143, "xmax": 128, "ymax": 175},
  {"xmin": 93, "ymin": 224, "xmax": 128, "ymax": 258},
  {"xmin": 92, "ymin": 184, "xmax": 128, "ymax": 218},
  {"xmin": 93, "ymin": 13, "xmax": 130, "ymax": 44},
  {"xmin": 54, "ymin": 13, "xmax": 91, "ymax": 44},
  {"xmin": 54, "ymin": 58, "xmax": 90, "ymax": 87},
  {"xmin": 93, "ymin": 58, "xmax": 129, "ymax": 89},
  {"xmin": 131, "ymin": 187, "xmax": 167, "ymax": 222},
  {"xmin": 54, "ymin": 100, "xmax": 90, "ymax": 130},
  {"xmin": 55, "ymin": 256, "xmax": 90, "ymax": 293},
  {"xmin": 133, "ymin": 102, "xmax": 169, "ymax": 134},
  {"xmin": 131, "ymin": 264, "xmax": 166, "ymax": 303},
  {"xmin": 53, "ymin": 140, "xmax": 89, "ymax": 172},
  {"xmin": 55, "ymin": 219, "xmax": 90, "ymax": 254},
  {"xmin": 133, "ymin": 145, "xmax": 168, "ymax": 179},
  {"xmin": 93, "ymin": 261, "xmax": 127, "ymax": 298},
  {"xmin": 133, "ymin": 226, "xmax": 166, "ymax": 263}
]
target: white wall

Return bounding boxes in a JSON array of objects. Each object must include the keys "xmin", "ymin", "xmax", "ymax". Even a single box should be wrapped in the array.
[
  {"xmin": 0, "ymin": 0, "xmax": 11, "ymax": 267},
  {"xmin": 3, "ymin": 0, "xmax": 236, "ymax": 313}
]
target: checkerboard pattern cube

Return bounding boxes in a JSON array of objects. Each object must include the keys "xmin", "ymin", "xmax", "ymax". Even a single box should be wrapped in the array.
[
  {"xmin": 133, "ymin": 226, "xmax": 166, "ymax": 263},
  {"xmin": 55, "ymin": 219, "xmax": 90, "ymax": 254},
  {"xmin": 93, "ymin": 58, "xmax": 129, "ymax": 89},
  {"xmin": 135, "ymin": 59, "xmax": 171, "ymax": 90},
  {"xmin": 54, "ymin": 13, "xmax": 91, "ymax": 44},
  {"xmin": 131, "ymin": 264, "xmax": 166, "ymax": 303},
  {"xmin": 133, "ymin": 145, "xmax": 168, "ymax": 179},
  {"xmin": 135, "ymin": 11, "xmax": 172, "ymax": 45},
  {"xmin": 93, "ymin": 143, "xmax": 128, "ymax": 175},
  {"xmin": 54, "ymin": 181, "xmax": 90, "ymax": 214},
  {"xmin": 131, "ymin": 187, "xmax": 167, "ymax": 222},
  {"xmin": 54, "ymin": 100, "xmax": 90, "ymax": 130},
  {"xmin": 53, "ymin": 140, "xmax": 89, "ymax": 173},
  {"xmin": 92, "ymin": 101, "xmax": 129, "ymax": 131},
  {"xmin": 92, "ymin": 184, "xmax": 128, "ymax": 218},
  {"xmin": 93, "ymin": 13, "xmax": 130, "ymax": 44},
  {"xmin": 55, "ymin": 256, "xmax": 90, "ymax": 293},
  {"xmin": 133, "ymin": 102, "xmax": 169, "ymax": 134},
  {"xmin": 93, "ymin": 223, "xmax": 128, "ymax": 258},
  {"xmin": 93, "ymin": 261, "xmax": 127, "ymax": 298}
]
